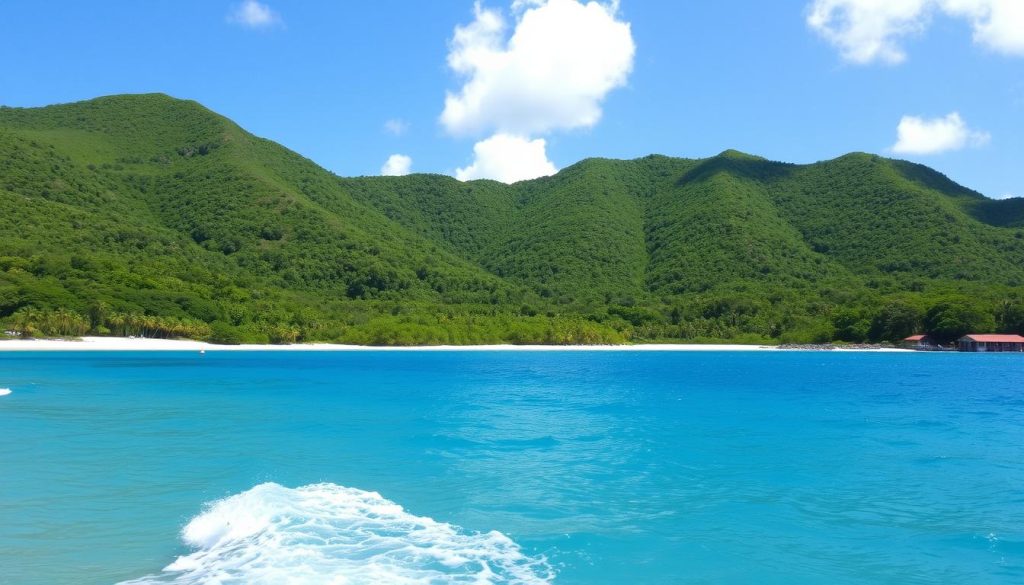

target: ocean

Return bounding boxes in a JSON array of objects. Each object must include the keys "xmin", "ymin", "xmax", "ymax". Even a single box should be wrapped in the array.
[{"xmin": 0, "ymin": 350, "xmax": 1021, "ymax": 584}]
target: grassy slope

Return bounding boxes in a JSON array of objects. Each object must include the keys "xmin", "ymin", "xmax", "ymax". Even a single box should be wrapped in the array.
[{"xmin": 3, "ymin": 94, "xmax": 1024, "ymax": 344}]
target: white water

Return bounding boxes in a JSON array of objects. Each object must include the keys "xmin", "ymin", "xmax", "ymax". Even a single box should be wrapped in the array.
[{"xmin": 119, "ymin": 483, "xmax": 554, "ymax": 585}]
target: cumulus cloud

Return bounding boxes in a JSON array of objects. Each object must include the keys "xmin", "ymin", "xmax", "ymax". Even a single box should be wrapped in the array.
[
  {"xmin": 228, "ymin": 1, "xmax": 281, "ymax": 28},
  {"xmin": 442, "ymin": 0, "xmax": 634, "ymax": 183},
  {"xmin": 381, "ymin": 154, "xmax": 413, "ymax": 176},
  {"xmin": 807, "ymin": 0, "xmax": 930, "ymax": 64},
  {"xmin": 807, "ymin": 0, "xmax": 1024, "ymax": 64},
  {"xmin": 383, "ymin": 119, "xmax": 409, "ymax": 136},
  {"xmin": 941, "ymin": 0, "xmax": 1024, "ymax": 55},
  {"xmin": 455, "ymin": 134, "xmax": 557, "ymax": 183},
  {"xmin": 891, "ymin": 112, "xmax": 990, "ymax": 154},
  {"xmin": 442, "ymin": 0, "xmax": 634, "ymax": 136}
]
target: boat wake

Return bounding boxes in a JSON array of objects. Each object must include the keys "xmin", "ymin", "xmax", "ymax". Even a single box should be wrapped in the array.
[{"xmin": 118, "ymin": 482, "xmax": 554, "ymax": 585}]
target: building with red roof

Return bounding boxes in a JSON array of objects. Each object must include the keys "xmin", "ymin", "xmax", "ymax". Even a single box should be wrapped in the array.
[
  {"xmin": 958, "ymin": 334, "xmax": 1024, "ymax": 353},
  {"xmin": 902, "ymin": 334, "xmax": 936, "ymax": 349}
]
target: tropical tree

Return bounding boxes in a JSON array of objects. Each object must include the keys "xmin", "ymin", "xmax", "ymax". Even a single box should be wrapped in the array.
[
  {"xmin": 11, "ymin": 307, "xmax": 41, "ymax": 338},
  {"xmin": 868, "ymin": 301, "xmax": 922, "ymax": 342},
  {"xmin": 924, "ymin": 300, "xmax": 996, "ymax": 345}
]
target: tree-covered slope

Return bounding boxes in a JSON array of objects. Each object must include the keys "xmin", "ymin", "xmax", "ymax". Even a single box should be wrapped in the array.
[
  {"xmin": 3, "ymin": 94, "xmax": 1024, "ymax": 345},
  {"xmin": 764, "ymin": 154, "xmax": 1024, "ymax": 285},
  {"xmin": 0, "ymin": 95, "xmax": 563, "ymax": 344},
  {"xmin": 643, "ymin": 151, "xmax": 851, "ymax": 296}
]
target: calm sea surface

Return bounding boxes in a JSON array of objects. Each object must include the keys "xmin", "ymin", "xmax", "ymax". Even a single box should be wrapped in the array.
[{"xmin": 0, "ymin": 351, "xmax": 1022, "ymax": 584}]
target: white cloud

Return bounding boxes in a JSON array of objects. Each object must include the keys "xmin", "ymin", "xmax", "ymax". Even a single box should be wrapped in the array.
[
  {"xmin": 383, "ymin": 119, "xmax": 409, "ymax": 136},
  {"xmin": 381, "ymin": 154, "xmax": 413, "ymax": 176},
  {"xmin": 441, "ymin": 0, "xmax": 635, "ymax": 137},
  {"xmin": 455, "ymin": 134, "xmax": 557, "ymax": 183},
  {"xmin": 229, "ymin": 1, "xmax": 281, "ymax": 29},
  {"xmin": 807, "ymin": 0, "xmax": 1024, "ymax": 64},
  {"xmin": 442, "ymin": 0, "xmax": 633, "ymax": 183},
  {"xmin": 941, "ymin": 0, "xmax": 1024, "ymax": 56},
  {"xmin": 807, "ymin": 0, "xmax": 930, "ymax": 64},
  {"xmin": 891, "ymin": 112, "xmax": 990, "ymax": 154}
]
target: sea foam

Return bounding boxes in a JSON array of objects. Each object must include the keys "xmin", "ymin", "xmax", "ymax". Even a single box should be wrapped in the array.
[{"xmin": 119, "ymin": 482, "xmax": 554, "ymax": 585}]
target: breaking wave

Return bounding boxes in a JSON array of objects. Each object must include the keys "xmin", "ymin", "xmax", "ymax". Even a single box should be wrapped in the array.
[{"xmin": 118, "ymin": 482, "xmax": 554, "ymax": 585}]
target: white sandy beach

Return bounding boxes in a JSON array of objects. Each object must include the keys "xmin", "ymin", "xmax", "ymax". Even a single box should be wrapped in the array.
[{"xmin": 0, "ymin": 336, "xmax": 911, "ymax": 352}]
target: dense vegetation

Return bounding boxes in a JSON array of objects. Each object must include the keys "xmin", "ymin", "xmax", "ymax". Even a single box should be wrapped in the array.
[{"xmin": 2, "ymin": 94, "xmax": 1023, "ymax": 345}]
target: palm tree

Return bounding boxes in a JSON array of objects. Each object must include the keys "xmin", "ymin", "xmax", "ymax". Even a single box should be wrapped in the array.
[
  {"xmin": 12, "ymin": 307, "xmax": 40, "ymax": 338},
  {"xmin": 108, "ymin": 313, "xmax": 127, "ymax": 336}
]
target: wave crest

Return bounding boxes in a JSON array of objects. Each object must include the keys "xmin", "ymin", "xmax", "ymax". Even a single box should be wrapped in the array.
[{"xmin": 119, "ymin": 482, "xmax": 554, "ymax": 585}]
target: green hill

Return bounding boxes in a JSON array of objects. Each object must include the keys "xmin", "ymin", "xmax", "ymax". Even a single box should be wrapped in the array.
[{"xmin": 2, "ymin": 94, "xmax": 1023, "ymax": 345}]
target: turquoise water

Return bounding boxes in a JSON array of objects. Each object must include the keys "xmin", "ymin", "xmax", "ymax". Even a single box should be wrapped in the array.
[{"xmin": 1, "ymin": 351, "xmax": 1022, "ymax": 584}]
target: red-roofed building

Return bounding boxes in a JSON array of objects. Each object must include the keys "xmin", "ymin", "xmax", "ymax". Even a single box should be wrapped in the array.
[
  {"xmin": 902, "ymin": 334, "xmax": 936, "ymax": 349},
  {"xmin": 958, "ymin": 334, "xmax": 1024, "ymax": 353}
]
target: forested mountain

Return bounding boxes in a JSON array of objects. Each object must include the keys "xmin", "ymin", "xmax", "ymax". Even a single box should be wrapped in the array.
[{"xmin": 3, "ymin": 94, "xmax": 1023, "ymax": 344}]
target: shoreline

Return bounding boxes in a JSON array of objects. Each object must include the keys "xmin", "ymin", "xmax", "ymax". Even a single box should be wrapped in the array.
[{"xmin": 0, "ymin": 336, "xmax": 912, "ymax": 352}]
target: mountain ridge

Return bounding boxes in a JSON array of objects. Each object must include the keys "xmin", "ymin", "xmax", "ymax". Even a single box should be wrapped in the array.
[{"xmin": 3, "ymin": 94, "xmax": 1023, "ymax": 345}]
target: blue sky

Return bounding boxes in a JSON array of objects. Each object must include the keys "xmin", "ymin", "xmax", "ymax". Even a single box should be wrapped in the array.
[{"xmin": 2, "ymin": 1, "xmax": 1021, "ymax": 197}]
